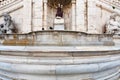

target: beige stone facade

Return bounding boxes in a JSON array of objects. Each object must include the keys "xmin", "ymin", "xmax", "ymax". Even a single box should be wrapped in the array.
[{"xmin": 0, "ymin": 0, "xmax": 119, "ymax": 34}]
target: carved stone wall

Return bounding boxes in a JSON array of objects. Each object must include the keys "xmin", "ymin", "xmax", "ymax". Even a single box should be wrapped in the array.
[{"xmin": 0, "ymin": 0, "xmax": 120, "ymax": 34}]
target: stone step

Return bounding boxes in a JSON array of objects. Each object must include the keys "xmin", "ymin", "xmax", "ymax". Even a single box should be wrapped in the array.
[
  {"xmin": 0, "ymin": 45, "xmax": 119, "ymax": 80},
  {"xmin": 0, "ymin": 46, "xmax": 120, "ymax": 57}
]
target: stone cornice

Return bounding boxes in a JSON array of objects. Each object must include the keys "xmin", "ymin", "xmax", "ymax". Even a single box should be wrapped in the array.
[
  {"xmin": 99, "ymin": 0, "xmax": 120, "ymax": 9},
  {"xmin": 96, "ymin": 0, "xmax": 120, "ymax": 14},
  {"xmin": 0, "ymin": 0, "xmax": 23, "ymax": 16}
]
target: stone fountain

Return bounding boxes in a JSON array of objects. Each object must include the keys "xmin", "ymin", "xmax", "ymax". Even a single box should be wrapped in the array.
[
  {"xmin": 0, "ymin": 0, "xmax": 119, "ymax": 79},
  {"xmin": 0, "ymin": 14, "xmax": 119, "ymax": 80}
]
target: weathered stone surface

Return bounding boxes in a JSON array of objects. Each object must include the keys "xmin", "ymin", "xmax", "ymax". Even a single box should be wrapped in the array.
[
  {"xmin": 0, "ymin": 45, "xmax": 120, "ymax": 80},
  {"xmin": 0, "ymin": 31, "xmax": 114, "ymax": 46},
  {"xmin": 0, "ymin": 0, "xmax": 119, "ymax": 34},
  {"xmin": 0, "ymin": 0, "xmax": 119, "ymax": 80}
]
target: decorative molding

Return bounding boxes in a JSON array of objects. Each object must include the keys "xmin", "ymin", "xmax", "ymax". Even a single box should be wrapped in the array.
[
  {"xmin": 96, "ymin": 1, "xmax": 120, "ymax": 15},
  {"xmin": 0, "ymin": 0, "xmax": 23, "ymax": 9},
  {"xmin": 0, "ymin": 0, "xmax": 23, "ymax": 16},
  {"xmin": 99, "ymin": 0, "xmax": 120, "ymax": 9}
]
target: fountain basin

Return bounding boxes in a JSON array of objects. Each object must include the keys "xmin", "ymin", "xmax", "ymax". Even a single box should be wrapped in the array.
[
  {"xmin": 0, "ymin": 46, "xmax": 119, "ymax": 80},
  {"xmin": 0, "ymin": 31, "xmax": 114, "ymax": 46}
]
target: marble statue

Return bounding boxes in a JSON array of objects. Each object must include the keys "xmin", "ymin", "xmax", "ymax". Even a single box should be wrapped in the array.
[
  {"xmin": 56, "ymin": 4, "xmax": 63, "ymax": 18},
  {"xmin": 3, "ymin": 13, "xmax": 17, "ymax": 34},
  {"xmin": 0, "ymin": 13, "xmax": 17, "ymax": 34},
  {"xmin": 105, "ymin": 13, "xmax": 120, "ymax": 34},
  {"xmin": 0, "ymin": 24, "xmax": 4, "ymax": 34},
  {"xmin": 54, "ymin": 4, "xmax": 64, "ymax": 30}
]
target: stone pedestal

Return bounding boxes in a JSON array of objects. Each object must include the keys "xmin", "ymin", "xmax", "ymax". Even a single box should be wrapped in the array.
[{"xmin": 54, "ymin": 18, "xmax": 64, "ymax": 30}]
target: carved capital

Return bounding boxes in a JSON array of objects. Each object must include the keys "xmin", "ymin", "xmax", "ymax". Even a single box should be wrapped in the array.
[
  {"xmin": 43, "ymin": 0, "xmax": 47, "ymax": 3},
  {"xmin": 72, "ymin": 0, "xmax": 76, "ymax": 4}
]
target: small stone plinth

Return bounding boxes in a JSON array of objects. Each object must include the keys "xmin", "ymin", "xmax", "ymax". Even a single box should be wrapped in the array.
[{"xmin": 54, "ymin": 18, "xmax": 64, "ymax": 30}]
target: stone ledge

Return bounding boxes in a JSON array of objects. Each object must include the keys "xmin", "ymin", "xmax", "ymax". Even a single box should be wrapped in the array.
[
  {"xmin": 0, "ymin": 68, "xmax": 119, "ymax": 80},
  {"xmin": 0, "ymin": 46, "xmax": 120, "ymax": 56},
  {"xmin": 0, "ymin": 61, "xmax": 119, "ymax": 80},
  {"xmin": 0, "ymin": 31, "xmax": 114, "ymax": 46},
  {"xmin": 0, "ymin": 54, "xmax": 119, "ymax": 64},
  {"xmin": 0, "ymin": 46, "xmax": 120, "ymax": 51},
  {"xmin": 0, "ymin": 60, "xmax": 119, "ymax": 75}
]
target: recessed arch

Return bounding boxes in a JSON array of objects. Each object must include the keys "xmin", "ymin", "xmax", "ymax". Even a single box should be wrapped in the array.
[
  {"xmin": 48, "ymin": 0, "xmax": 71, "ymax": 8},
  {"xmin": 46, "ymin": 0, "xmax": 76, "ymax": 30}
]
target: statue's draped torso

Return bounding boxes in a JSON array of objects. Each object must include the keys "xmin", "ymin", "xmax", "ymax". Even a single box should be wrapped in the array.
[{"xmin": 56, "ymin": 6, "xmax": 63, "ymax": 18}]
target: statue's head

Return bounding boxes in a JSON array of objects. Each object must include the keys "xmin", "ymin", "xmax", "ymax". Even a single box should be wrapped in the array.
[
  {"xmin": 61, "ymin": 5, "xmax": 63, "ymax": 8},
  {"xmin": 58, "ymin": 4, "xmax": 60, "ymax": 7},
  {"xmin": 110, "ymin": 16, "xmax": 115, "ymax": 20},
  {"xmin": 110, "ymin": 13, "xmax": 120, "ymax": 21},
  {"xmin": 2, "ymin": 12, "xmax": 11, "ymax": 21},
  {"xmin": 0, "ymin": 24, "xmax": 4, "ymax": 28}
]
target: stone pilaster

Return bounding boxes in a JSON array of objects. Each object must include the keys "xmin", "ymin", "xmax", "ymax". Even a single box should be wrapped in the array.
[
  {"xmin": 23, "ymin": 0, "xmax": 32, "ymax": 33},
  {"xmin": 43, "ymin": 0, "xmax": 47, "ymax": 30},
  {"xmin": 87, "ymin": 0, "xmax": 99, "ymax": 34},
  {"xmin": 32, "ymin": 0, "xmax": 43, "ymax": 31},
  {"xmin": 71, "ymin": 0, "xmax": 76, "ymax": 31},
  {"xmin": 76, "ymin": 0, "xmax": 86, "ymax": 32}
]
